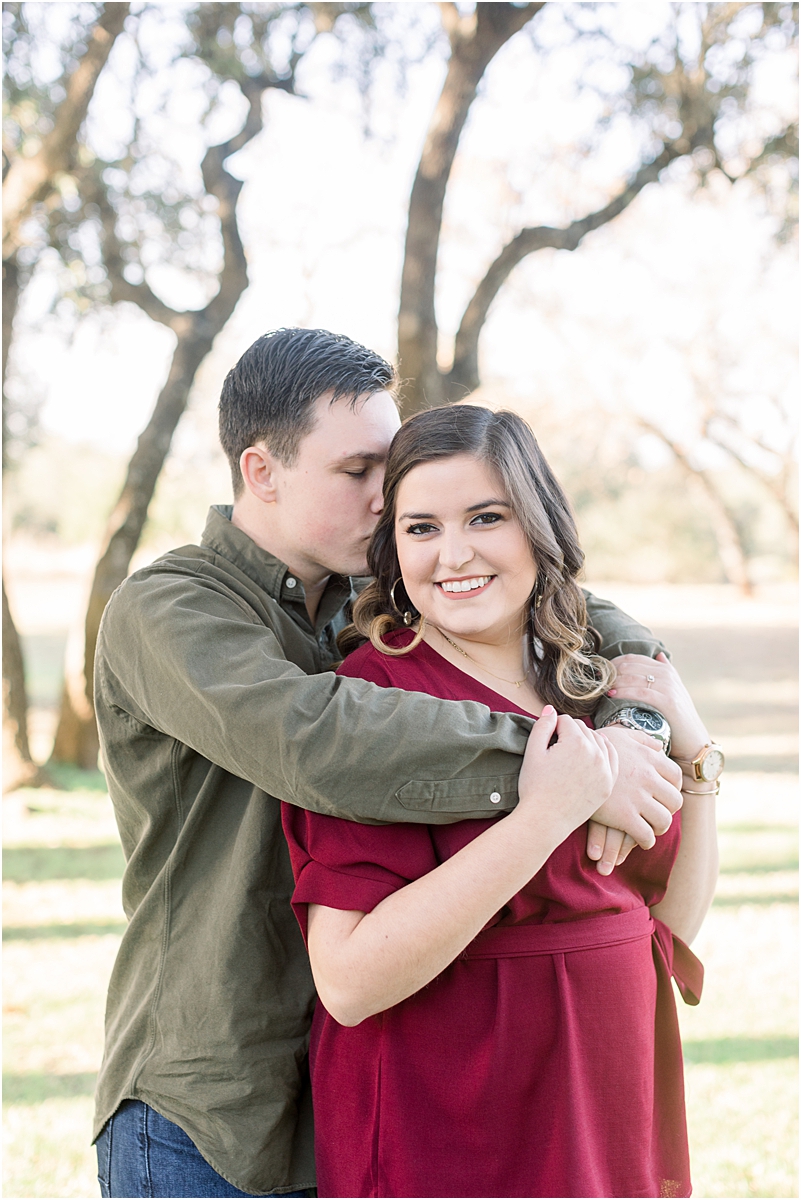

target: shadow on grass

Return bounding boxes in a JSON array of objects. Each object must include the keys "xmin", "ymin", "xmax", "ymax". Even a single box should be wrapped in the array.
[
  {"xmin": 3, "ymin": 844, "xmax": 125, "ymax": 882},
  {"xmin": 2, "ymin": 1071, "xmax": 97, "ymax": 1104},
  {"xmin": 38, "ymin": 763, "xmax": 108, "ymax": 792},
  {"xmin": 3, "ymin": 921, "xmax": 127, "ymax": 940},
  {"xmin": 683, "ymin": 1036, "xmax": 798, "ymax": 1064}
]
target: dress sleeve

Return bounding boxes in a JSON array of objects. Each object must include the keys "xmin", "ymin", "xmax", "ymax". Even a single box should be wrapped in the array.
[{"xmin": 281, "ymin": 803, "xmax": 438, "ymax": 941}]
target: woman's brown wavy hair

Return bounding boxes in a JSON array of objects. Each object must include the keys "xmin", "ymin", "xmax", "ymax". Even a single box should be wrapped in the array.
[{"xmin": 338, "ymin": 404, "xmax": 615, "ymax": 716}]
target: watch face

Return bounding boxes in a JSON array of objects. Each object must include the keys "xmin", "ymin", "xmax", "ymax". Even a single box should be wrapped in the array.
[
  {"xmin": 632, "ymin": 708, "xmax": 664, "ymax": 733},
  {"xmin": 700, "ymin": 748, "xmax": 725, "ymax": 781}
]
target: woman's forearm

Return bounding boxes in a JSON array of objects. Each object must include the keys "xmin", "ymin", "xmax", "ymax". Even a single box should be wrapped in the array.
[
  {"xmin": 650, "ymin": 790, "xmax": 718, "ymax": 943},
  {"xmin": 307, "ymin": 804, "xmax": 567, "ymax": 1026}
]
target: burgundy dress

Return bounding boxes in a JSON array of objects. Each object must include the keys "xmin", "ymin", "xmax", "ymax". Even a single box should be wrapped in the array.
[{"xmin": 281, "ymin": 630, "xmax": 703, "ymax": 1199}]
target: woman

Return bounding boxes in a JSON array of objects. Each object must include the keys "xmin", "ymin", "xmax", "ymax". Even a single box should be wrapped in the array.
[{"xmin": 281, "ymin": 406, "xmax": 718, "ymax": 1198}]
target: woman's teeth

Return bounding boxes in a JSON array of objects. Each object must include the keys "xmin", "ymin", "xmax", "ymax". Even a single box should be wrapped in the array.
[{"xmin": 438, "ymin": 576, "xmax": 492, "ymax": 593}]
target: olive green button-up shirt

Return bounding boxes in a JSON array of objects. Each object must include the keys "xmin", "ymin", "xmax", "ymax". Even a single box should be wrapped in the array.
[{"xmin": 93, "ymin": 505, "xmax": 664, "ymax": 1196}]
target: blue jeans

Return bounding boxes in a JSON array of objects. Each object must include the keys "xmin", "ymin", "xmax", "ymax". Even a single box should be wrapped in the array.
[{"xmin": 96, "ymin": 1099, "xmax": 316, "ymax": 1198}]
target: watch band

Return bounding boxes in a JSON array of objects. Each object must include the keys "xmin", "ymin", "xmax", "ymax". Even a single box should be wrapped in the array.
[{"xmin": 599, "ymin": 707, "xmax": 671, "ymax": 754}]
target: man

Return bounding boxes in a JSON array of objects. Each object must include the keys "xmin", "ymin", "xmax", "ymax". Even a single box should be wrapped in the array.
[{"xmin": 93, "ymin": 328, "xmax": 681, "ymax": 1197}]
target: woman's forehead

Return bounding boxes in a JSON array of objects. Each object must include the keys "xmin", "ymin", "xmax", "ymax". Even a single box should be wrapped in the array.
[{"xmin": 395, "ymin": 454, "xmax": 508, "ymax": 514}]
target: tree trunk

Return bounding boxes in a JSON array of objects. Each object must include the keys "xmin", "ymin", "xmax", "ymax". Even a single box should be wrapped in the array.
[
  {"xmin": 398, "ymin": 3, "xmax": 541, "ymax": 413},
  {"xmin": 2, "ymin": 254, "xmax": 46, "ymax": 789},
  {"xmin": 4, "ymin": 3, "xmax": 129, "ymax": 777},
  {"xmin": 50, "ymin": 323, "xmax": 233, "ymax": 765},
  {"xmin": 2, "ymin": 578, "xmax": 45, "ymax": 789}
]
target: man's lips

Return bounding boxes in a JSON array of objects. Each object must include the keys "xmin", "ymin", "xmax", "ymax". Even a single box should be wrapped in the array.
[{"xmin": 434, "ymin": 575, "xmax": 495, "ymax": 598}]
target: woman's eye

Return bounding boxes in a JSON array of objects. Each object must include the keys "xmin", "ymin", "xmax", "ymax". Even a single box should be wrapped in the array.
[
  {"xmin": 471, "ymin": 512, "xmax": 503, "ymax": 526},
  {"xmin": 344, "ymin": 469, "xmax": 367, "ymax": 479},
  {"xmin": 406, "ymin": 522, "xmax": 438, "ymax": 536}
]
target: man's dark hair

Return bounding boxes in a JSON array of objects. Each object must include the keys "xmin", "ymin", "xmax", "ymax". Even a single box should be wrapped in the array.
[{"xmin": 219, "ymin": 327, "xmax": 398, "ymax": 496}]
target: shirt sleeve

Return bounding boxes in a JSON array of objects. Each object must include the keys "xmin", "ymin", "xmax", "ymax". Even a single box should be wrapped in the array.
[{"xmin": 96, "ymin": 567, "xmax": 532, "ymax": 824}]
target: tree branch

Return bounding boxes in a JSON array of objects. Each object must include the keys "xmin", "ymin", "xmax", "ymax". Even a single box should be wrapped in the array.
[
  {"xmin": 636, "ymin": 417, "xmax": 752, "ymax": 594},
  {"xmin": 2, "ymin": 3, "xmax": 130, "ymax": 257},
  {"xmin": 704, "ymin": 419, "xmax": 799, "ymax": 534},
  {"xmin": 398, "ymin": 2, "xmax": 542, "ymax": 410},
  {"xmin": 448, "ymin": 145, "xmax": 679, "ymax": 394}
]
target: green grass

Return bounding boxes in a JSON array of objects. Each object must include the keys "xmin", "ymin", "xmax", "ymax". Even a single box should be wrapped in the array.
[
  {"xmin": 683, "ymin": 1036, "xmax": 798, "ymax": 1064},
  {"xmin": 3, "ymin": 844, "xmax": 126, "ymax": 883},
  {"xmin": 3, "ymin": 1073, "xmax": 98, "ymax": 1104},
  {"xmin": 2, "ymin": 775, "xmax": 798, "ymax": 1198}
]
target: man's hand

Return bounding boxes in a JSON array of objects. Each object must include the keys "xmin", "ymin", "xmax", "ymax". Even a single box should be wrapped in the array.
[{"xmin": 584, "ymin": 726, "xmax": 683, "ymax": 876}]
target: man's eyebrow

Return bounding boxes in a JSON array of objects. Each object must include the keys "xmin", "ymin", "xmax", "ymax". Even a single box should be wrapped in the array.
[
  {"xmin": 333, "ymin": 451, "xmax": 387, "ymax": 465},
  {"xmin": 398, "ymin": 498, "xmax": 510, "ymax": 520}
]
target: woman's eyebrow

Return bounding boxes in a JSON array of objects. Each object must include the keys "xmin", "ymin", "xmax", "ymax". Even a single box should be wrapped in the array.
[
  {"xmin": 398, "ymin": 498, "xmax": 510, "ymax": 521},
  {"xmin": 466, "ymin": 498, "xmax": 510, "ymax": 512}
]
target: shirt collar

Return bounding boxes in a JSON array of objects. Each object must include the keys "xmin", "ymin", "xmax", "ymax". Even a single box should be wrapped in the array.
[{"xmin": 200, "ymin": 505, "xmax": 353, "ymax": 625}]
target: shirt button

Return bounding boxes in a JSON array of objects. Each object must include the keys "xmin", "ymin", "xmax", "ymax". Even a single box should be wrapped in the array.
[
  {"xmin": 490, "ymin": 792, "xmax": 501, "ymax": 804},
  {"xmin": 286, "ymin": 577, "xmax": 297, "ymax": 589}
]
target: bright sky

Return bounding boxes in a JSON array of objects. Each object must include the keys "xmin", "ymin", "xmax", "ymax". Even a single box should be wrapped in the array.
[{"xmin": 8, "ymin": 2, "xmax": 797, "ymax": 481}]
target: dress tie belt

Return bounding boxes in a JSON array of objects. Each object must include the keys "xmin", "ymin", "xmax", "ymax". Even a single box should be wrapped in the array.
[{"xmin": 463, "ymin": 906, "xmax": 703, "ymax": 1005}]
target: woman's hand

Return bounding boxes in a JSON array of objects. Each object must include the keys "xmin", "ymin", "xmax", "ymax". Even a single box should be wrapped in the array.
[
  {"xmin": 607, "ymin": 651, "xmax": 711, "ymax": 762},
  {"xmin": 516, "ymin": 707, "xmax": 619, "ymax": 844}
]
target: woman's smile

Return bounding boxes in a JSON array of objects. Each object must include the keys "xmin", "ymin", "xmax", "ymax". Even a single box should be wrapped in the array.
[{"xmin": 435, "ymin": 575, "xmax": 495, "ymax": 596}]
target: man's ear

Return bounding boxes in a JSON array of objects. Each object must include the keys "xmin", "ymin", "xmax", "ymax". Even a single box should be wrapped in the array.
[{"xmin": 239, "ymin": 443, "xmax": 280, "ymax": 503}]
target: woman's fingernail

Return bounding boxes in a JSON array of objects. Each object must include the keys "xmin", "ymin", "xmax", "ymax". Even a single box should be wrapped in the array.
[
  {"xmin": 607, "ymin": 689, "xmax": 617, "ymax": 696},
  {"xmin": 541, "ymin": 704, "xmax": 555, "ymax": 715}
]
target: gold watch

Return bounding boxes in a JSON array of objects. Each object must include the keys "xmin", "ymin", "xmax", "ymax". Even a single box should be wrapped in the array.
[{"xmin": 673, "ymin": 742, "xmax": 725, "ymax": 783}]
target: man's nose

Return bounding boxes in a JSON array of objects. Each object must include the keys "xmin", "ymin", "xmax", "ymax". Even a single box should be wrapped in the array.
[{"xmin": 368, "ymin": 476, "xmax": 384, "ymax": 515}]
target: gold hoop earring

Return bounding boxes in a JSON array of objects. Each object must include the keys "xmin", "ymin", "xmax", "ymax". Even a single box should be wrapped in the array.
[{"xmin": 389, "ymin": 577, "xmax": 416, "ymax": 627}]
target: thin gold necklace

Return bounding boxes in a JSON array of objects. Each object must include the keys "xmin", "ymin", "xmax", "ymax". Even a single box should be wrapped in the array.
[{"xmin": 434, "ymin": 627, "xmax": 527, "ymax": 689}]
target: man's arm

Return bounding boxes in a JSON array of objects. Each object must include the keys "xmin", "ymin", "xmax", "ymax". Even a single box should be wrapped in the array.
[
  {"xmin": 97, "ymin": 569, "xmax": 678, "ymax": 835},
  {"xmin": 97, "ymin": 570, "xmax": 529, "ymax": 825}
]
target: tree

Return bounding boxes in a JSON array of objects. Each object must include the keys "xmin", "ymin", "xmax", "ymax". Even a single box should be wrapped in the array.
[
  {"xmin": 2, "ymin": 1, "xmax": 129, "ymax": 789},
  {"xmin": 397, "ymin": 2, "xmax": 799, "ymax": 414},
  {"xmin": 48, "ymin": 5, "xmax": 327, "ymax": 766},
  {"xmin": 5, "ymin": 2, "xmax": 388, "ymax": 768}
]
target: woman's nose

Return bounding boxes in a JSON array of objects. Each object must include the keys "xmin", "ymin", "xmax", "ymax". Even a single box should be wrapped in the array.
[{"xmin": 438, "ymin": 528, "xmax": 475, "ymax": 572}]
